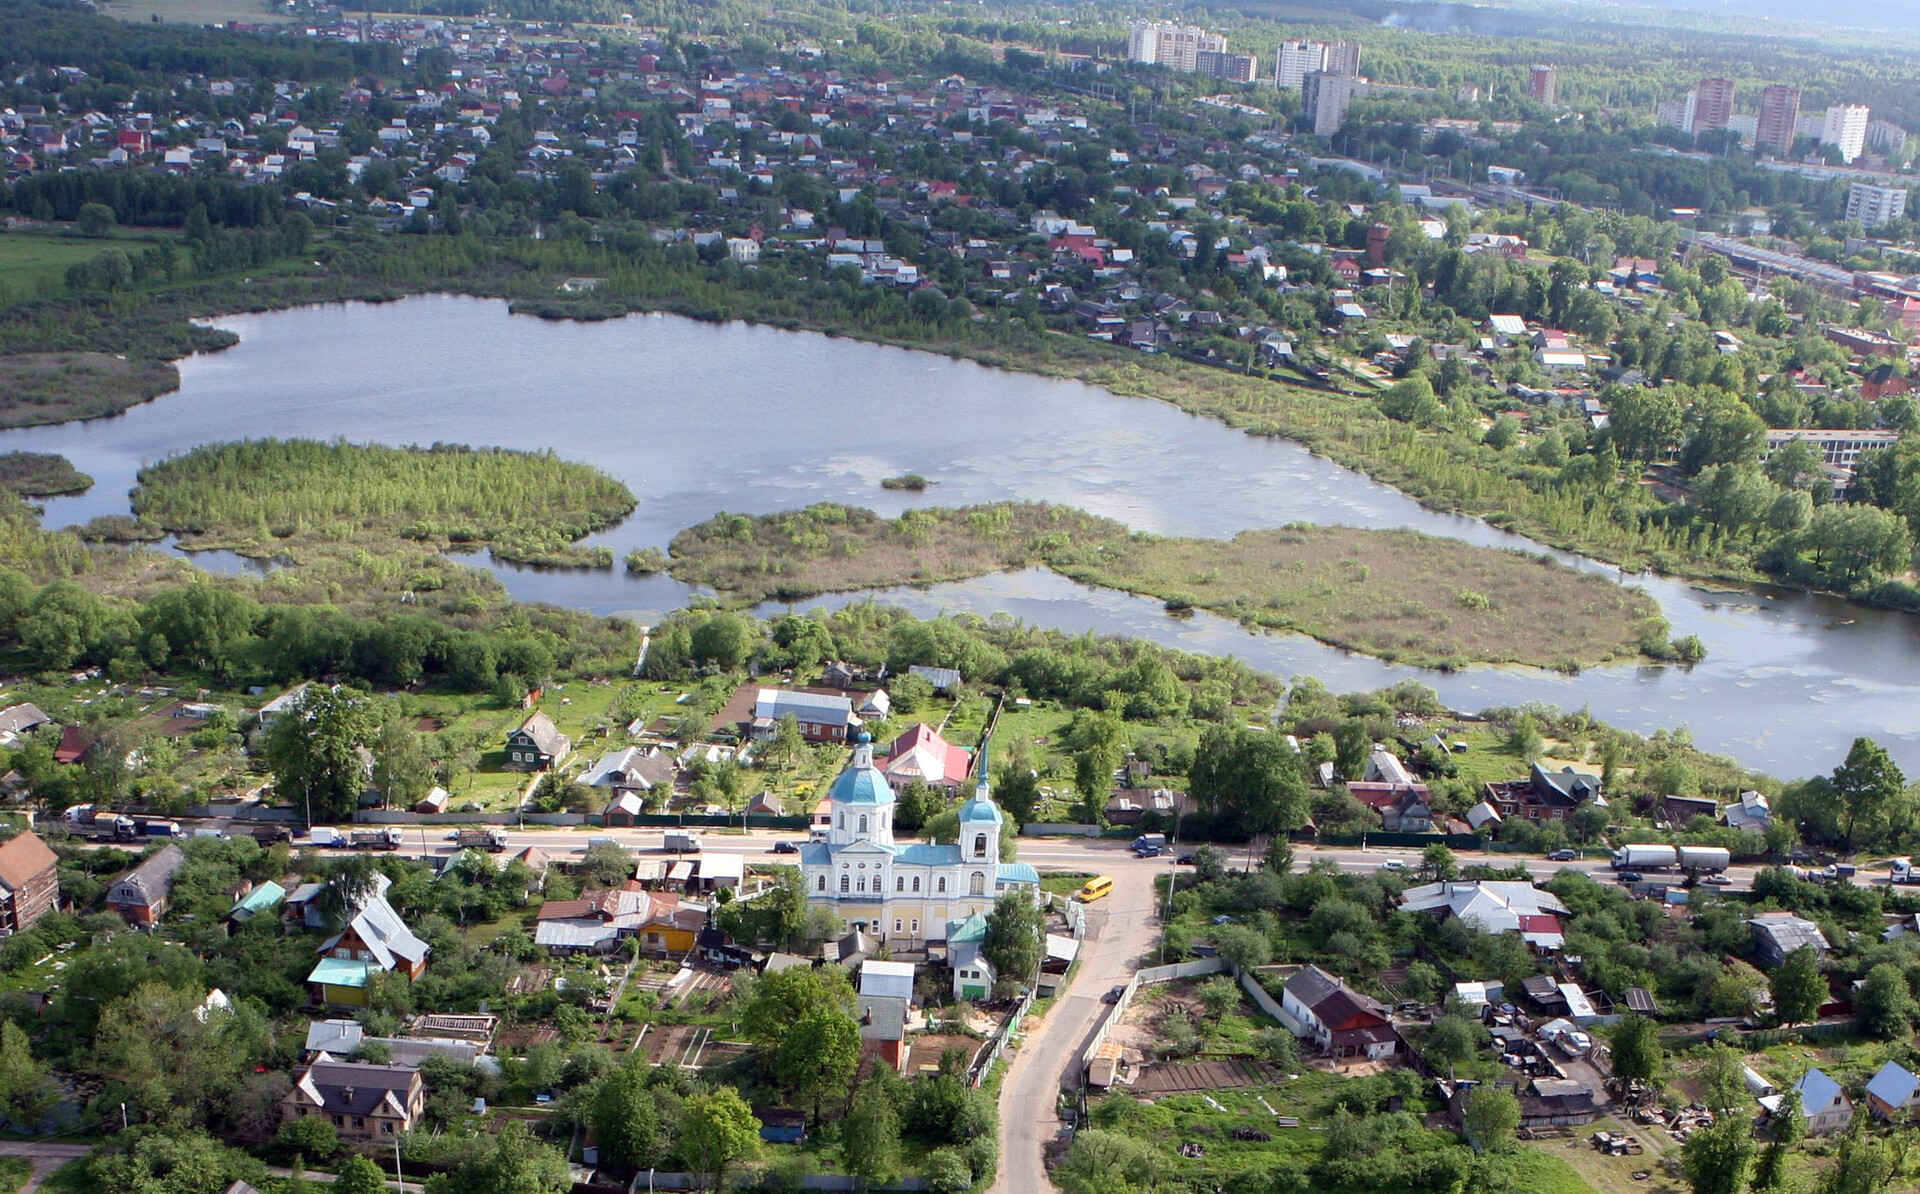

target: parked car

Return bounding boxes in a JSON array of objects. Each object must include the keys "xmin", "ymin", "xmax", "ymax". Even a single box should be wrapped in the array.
[
  {"xmin": 1102, "ymin": 986, "xmax": 1125, "ymax": 1004},
  {"xmin": 1547, "ymin": 849, "xmax": 1577, "ymax": 861},
  {"xmin": 1702, "ymin": 875, "xmax": 1732, "ymax": 886},
  {"xmin": 1379, "ymin": 858, "xmax": 1405, "ymax": 871},
  {"xmin": 1616, "ymin": 871, "xmax": 1644, "ymax": 884},
  {"xmin": 1175, "ymin": 853, "xmax": 1196, "ymax": 866},
  {"xmin": 771, "ymin": 841, "xmax": 799, "ymax": 854}
]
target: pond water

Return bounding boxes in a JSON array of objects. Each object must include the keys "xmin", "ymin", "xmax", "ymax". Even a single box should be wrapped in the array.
[{"xmin": 12, "ymin": 294, "xmax": 1920, "ymax": 777}]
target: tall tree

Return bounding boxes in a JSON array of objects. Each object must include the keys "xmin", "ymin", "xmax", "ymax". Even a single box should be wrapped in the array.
[
  {"xmin": 980, "ymin": 891, "xmax": 1043, "ymax": 992},
  {"xmin": 372, "ymin": 720, "xmax": 434, "ymax": 811},
  {"xmin": 1462, "ymin": 1085, "xmax": 1519, "ymax": 1154},
  {"xmin": 1608, "ymin": 1014, "xmax": 1662, "ymax": 1084},
  {"xmin": 1831, "ymin": 737, "xmax": 1905, "ymax": 852},
  {"xmin": 0, "ymin": 1021, "xmax": 57, "ymax": 1130},
  {"xmin": 739, "ymin": 966, "xmax": 855, "ymax": 1046},
  {"xmin": 589, "ymin": 1059, "xmax": 661, "ymax": 1172},
  {"xmin": 1856, "ymin": 962, "xmax": 1917, "ymax": 1038},
  {"xmin": 678, "ymin": 1088, "xmax": 760, "ymax": 1192},
  {"xmin": 1681, "ymin": 1115, "xmax": 1754, "ymax": 1194},
  {"xmin": 1769, "ymin": 946, "xmax": 1826, "ymax": 1026},
  {"xmin": 425, "ymin": 1121, "xmax": 569, "ymax": 1194},
  {"xmin": 264, "ymin": 685, "xmax": 374, "ymax": 824},
  {"xmin": 1697, "ymin": 1043, "xmax": 1746, "ymax": 1115},
  {"xmin": 842, "ymin": 1075, "xmax": 904, "ymax": 1191},
  {"xmin": 772, "ymin": 1009, "xmax": 861, "ymax": 1125}
]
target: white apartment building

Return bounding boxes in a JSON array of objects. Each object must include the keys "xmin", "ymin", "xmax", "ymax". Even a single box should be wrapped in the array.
[{"xmin": 1822, "ymin": 104, "xmax": 1870, "ymax": 162}]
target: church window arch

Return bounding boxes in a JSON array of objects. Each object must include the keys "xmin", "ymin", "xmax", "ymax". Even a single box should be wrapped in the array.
[
  {"xmin": 859, "ymin": 814, "xmax": 868, "ymax": 834},
  {"xmin": 913, "ymin": 876, "xmax": 922, "ymax": 892},
  {"xmin": 973, "ymin": 833, "xmax": 987, "ymax": 856},
  {"xmin": 839, "ymin": 875, "xmax": 849, "ymax": 893}
]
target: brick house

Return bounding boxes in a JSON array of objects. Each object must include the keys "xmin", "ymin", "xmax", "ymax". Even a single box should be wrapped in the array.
[
  {"xmin": 280, "ymin": 1060, "xmax": 424, "ymax": 1140},
  {"xmin": 0, "ymin": 831, "xmax": 59, "ymax": 934},
  {"xmin": 106, "ymin": 844, "xmax": 187, "ymax": 925}
]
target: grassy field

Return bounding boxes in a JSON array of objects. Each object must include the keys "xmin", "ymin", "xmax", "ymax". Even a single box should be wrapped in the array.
[
  {"xmin": 0, "ymin": 231, "xmax": 151, "ymax": 302},
  {"xmin": 99, "ymin": 0, "xmax": 295, "ymax": 24},
  {"xmin": 670, "ymin": 503, "xmax": 1661, "ymax": 670}
]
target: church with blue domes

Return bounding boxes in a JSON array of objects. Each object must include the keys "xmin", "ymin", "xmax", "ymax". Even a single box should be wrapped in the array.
[{"xmin": 800, "ymin": 732, "xmax": 1038, "ymax": 949}]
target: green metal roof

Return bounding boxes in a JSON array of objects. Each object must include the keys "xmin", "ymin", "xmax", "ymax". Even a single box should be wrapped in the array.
[
  {"xmin": 231, "ymin": 880, "xmax": 286, "ymax": 917},
  {"xmin": 307, "ymin": 957, "xmax": 375, "ymax": 988}
]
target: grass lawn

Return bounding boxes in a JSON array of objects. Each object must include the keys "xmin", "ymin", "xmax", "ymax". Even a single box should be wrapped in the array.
[
  {"xmin": 0, "ymin": 1156, "xmax": 29, "ymax": 1193},
  {"xmin": 1511, "ymin": 1144, "xmax": 1621, "ymax": 1194},
  {"xmin": 1040, "ymin": 872, "xmax": 1095, "ymax": 898}
]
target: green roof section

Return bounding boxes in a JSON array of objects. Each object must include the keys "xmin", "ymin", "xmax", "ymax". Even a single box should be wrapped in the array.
[
  {"xmin": 946, "ymin": 913, "xmax": 989, "ymax": 945},
  {"xmin": 229, "ymin": 880, "xmax": 286, "ymax": 919},
  {"xmin": 308, "ymin": 957, "xmax": 376, "ymax": 988}
]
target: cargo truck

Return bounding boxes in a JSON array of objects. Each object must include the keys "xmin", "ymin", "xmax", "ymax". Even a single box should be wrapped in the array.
[
  {"xmin": 454, "ymin": 828, "xmax": 510, "ymax": 853},
  {"xmin": 349, "ymin": 827, "xmax": 403, "ymax": 851},
  {"xmin": 1132, "ymin": 833, "xmax": 1168, "ymax": 857},
  {"xmin": 1609, "ymin": 844, "xmax": 1731, "ymax": 873},
  {"xmin": 1893, "ymin": 858, "xmax": 1917, "ymax": 884},
  {"xmin": 664, "ymin": 831, "xmax": 703, "ymax": 853},
  {"xmin": 307, "ymin": 826, "xmax": 341, "ymax": 847}
]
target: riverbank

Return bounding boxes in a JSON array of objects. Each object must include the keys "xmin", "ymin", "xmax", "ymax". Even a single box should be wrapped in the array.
[
  {"xmin": 0, "ymin": 352, "xmax": 181, "ymax": 428},
  {"xmin": 0, "ymin": 230, "xmax": 1862, "ymax": 605},
  {"xmin": 668, "ymin": 502, "xmax": 1667, "ymax": 671},
  {"xmin": 99, "ymin": 438, "xmax": 636, "ymax": 568}
]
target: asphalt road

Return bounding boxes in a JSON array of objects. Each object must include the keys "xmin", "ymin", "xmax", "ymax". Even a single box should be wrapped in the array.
[{"xmin": 336, "ymin": 824, "xmax": 1775, "ymax": 893}]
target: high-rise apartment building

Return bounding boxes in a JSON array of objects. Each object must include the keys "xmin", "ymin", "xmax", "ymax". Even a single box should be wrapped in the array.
[
  {"xmin": 1303, "ymin": 70, "xmax": 1370, "ymax": 138},
  {"xmin": 1755, "ymin": 85, "xmax": 1800, "ymax": 156},
  {"xmin": 1274, "ymin": 39, "xmax": 1327, "ymax": 90},
  {"xmin": 1693, "ymin": 77, "xmax": 1736, "ymax": 131},
  {"xmin": 1324, "ymin": 40, "xmax": 1363, "ymax": 78},
  {"xmin": 1196, "ymin": 50, "xmax": 1259, "ymax": 84},
  {"xmin": 1846, "ymin": 182, "xmax": 1908, "ymax": 228},
  {"xmin": 1127, "ymin": 20, "xmax": 1160, "ymax": 64},
  {"xmin": 1125, "ymin": 20, "xmax": 1226, "ymax": 74},
  {"xmin": 1526, "ymin": 65, "xmax": 1558, "ymax": 105},
  {"xmin": 1822, "ymin": 104, "xmax": 1870, "ymax": 162},
  {"xmin": 1657, "ymin": 91, "xmax": 1699, "ymax": 134}
]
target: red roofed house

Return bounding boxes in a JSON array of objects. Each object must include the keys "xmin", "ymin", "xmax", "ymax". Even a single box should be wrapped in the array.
[
  {"xmin": 879, "ymin": 724, "xmax": 972, "ymax": 794},
  {"xmin": 0, "ymin": 831, "xmax": 59, "ymax": 933},
  {"xmin": 1280, "ymin": 965, "xmax": 1399, "ymax": 1060},
  {"xmin": 53, "ymin": 726, "xmax": 90, "ymax": 765}
]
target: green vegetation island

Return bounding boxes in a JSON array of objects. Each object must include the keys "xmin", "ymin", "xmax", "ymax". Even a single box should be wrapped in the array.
[
  {"xmin": 0, "ymin": 452, "xmax": 92, "ymax": 498},
  {"xmin": 666, "ymin": 501, "xmax": 1681, "ymax": 670},
  {"xmin": 98, "ymin": 439, "xmax": 635, "ymax": 568}
]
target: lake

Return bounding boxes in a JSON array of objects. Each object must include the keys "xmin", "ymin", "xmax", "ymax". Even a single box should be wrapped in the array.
[{"xmin": 12, "ymin": 293, "xmax": 1920, "ymax": 778}]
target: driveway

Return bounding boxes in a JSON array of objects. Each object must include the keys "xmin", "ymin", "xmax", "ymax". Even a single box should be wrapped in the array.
[{"xmin": 989, "ymin": 860, "xmax": 1166, "ymax": 1194}]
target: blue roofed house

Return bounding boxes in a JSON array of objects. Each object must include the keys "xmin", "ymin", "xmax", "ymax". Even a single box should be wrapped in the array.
[
  {"xmin": 1867, "ymin": 1061, "xmax": 1920, "ymax": 1120},
  {"xmin": 1767, "ymin": 1069, "xmax": 1851, "ymax": 1135},
  {"xmin": 800, "ymin": 735, "xmax": 1037, "ymax": 951}
]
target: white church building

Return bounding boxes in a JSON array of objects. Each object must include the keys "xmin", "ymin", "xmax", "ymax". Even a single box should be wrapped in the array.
[{"xmin": 800, "ymin": 733, "xmax": 1038, "ymax": 949}]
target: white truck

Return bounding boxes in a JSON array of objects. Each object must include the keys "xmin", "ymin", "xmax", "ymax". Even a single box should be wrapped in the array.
[
  {"xmin": 1892, "ymin": 858, "xmax": 1917, "ymax": 884},
  {"xmin": 1610, "ymin": 844, "xmax": 1731, "ymax": 873},
  {"xmin": 307, "ymin": 826, "xmax": 341, "ymax": 847},
  {"xmin": 664, "ymin": 831, "xmax": 703, "ymax": 854}
]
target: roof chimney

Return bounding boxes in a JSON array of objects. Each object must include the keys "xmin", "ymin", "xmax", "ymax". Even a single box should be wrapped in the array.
[{"xmin": 342, "ymin": 1086, "xmax": 356, "ymax": 1106}]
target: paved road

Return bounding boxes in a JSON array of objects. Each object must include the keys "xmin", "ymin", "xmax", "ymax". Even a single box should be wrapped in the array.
[
  {"xmin": 988, "ymin": 853, "xmax": 1166, "ymax": 1194},
  {"xmin": 345, "ymin": 824, "xmax": 1778, "ymax": 893}
]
